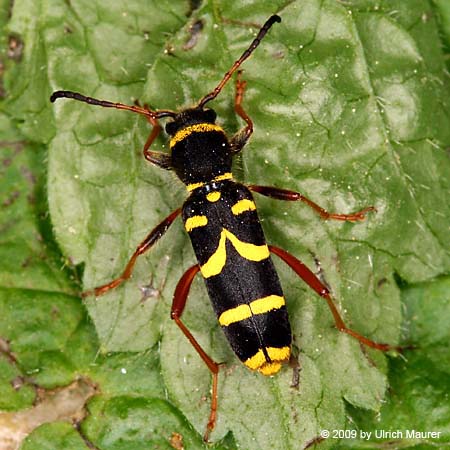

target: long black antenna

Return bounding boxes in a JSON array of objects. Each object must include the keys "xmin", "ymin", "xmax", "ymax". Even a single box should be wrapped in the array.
[
  {"xmin": 197, "ymin": 15, "xmax": 281, "ymax": 109},
  {"xmin": 50, "ymin": 91, "xmax": 176, "ymax": 119},
  {"xmin": 50, "ymin": 15, "xmax": 281, "ymax": 116}
]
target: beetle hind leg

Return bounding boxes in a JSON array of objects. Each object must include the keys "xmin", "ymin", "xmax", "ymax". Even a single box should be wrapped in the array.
[
  {"xmin": 270, "ymin": 245, "xmax": 404, "ymax": 352},
  {"xmin": 249, "ymin": 185, "xmax": 376, "ymax": 222},
  {"xmin": 171, "ymin": 264, "xmax": 221, "ymax": 442}
]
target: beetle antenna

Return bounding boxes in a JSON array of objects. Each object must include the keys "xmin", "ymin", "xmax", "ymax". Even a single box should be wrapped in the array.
[
  {"xmin": 197, "ymin": 14, "xmax": 281, "ymax": 109},
  {"xmin": 50, "ymin": 91, "xmax": 177, "ymax": 119}
]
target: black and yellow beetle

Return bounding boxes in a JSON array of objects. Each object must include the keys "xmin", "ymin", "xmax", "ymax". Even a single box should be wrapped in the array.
[{"xmin": 50, "ymin": 15, "xmax": 397, "ymax": 440}]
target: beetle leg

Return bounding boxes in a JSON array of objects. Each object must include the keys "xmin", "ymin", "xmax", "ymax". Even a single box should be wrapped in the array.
[
  {"xmin": 82, "ymin": 208, "xmax": 181, "ymax": 298},
  {"xmin": 230, "ymin": 70, "xmax": 254, "ymax": 154},
  {"xmin": 269, "ymin": 245, "xmax": 402, "ymax": 352},
  {"xmin": 142, "ymin": 112, "xmax": 173, "ymax": 169},
  {"xmin": 249, "ymin": 185, "xmax": 375, "ymax": 222},
  {"xmin": 171, "ymin": 264, "xmax": 220, "ymax": 442}
]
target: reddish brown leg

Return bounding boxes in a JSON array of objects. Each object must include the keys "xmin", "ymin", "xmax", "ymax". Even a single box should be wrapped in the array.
[
  {"xmin": 138, "ymin": 105, "xmax": 172, "ymax": 169},
  {"xmin": 82, "ymin": 208, "xmax": 181, "ymax": 298},
  {"xmin": 143, "ymin": 116, "xmax": 161, "ymax": 153},
  {"xmin": 249, "ymin": 185, "xmax": 375, "ymax": 222},
  {"xmin": 269, "ymin": 245, "xmax": 400, "ymax": 352},
  {"xmin": 230, "ymin": 70, "xmax": 254, "ymax": 154},
  {"xmin": 171, "ymin": 264, "xmax": 220, "ymax": 442}
]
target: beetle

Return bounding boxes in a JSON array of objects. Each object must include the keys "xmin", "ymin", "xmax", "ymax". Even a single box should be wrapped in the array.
[{"xmin": 50, "ymin": 15, "xmax": 398, "ymax": 441}]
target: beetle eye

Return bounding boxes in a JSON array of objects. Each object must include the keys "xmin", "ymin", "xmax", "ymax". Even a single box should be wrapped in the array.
[
  {"xmin": 165, "ymin": 121, "xmax": 177, "ymax": 135},
  {"xmin": 204, "ymin": 109, "xmax": 217, "ymax": 123}
]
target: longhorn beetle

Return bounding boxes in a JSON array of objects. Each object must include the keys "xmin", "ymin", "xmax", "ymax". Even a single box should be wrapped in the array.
[{"xmin": 51, "ymin": 15, "xmax": 400, "ymax": 441}]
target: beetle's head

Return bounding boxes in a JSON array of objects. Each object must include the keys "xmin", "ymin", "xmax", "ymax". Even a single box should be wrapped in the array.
[
  {"xmin": 165, "ymin": 107, "xmax": 216, "ymax": 136},
  {"xmin": 167, "ymin": 107, "xmax": 232, "ymax": 187}
]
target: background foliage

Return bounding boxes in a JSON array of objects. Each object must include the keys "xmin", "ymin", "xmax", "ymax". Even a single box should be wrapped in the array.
[{"xmin": 0, "ymin": 1, "xmax": 449, "ymax": 449}]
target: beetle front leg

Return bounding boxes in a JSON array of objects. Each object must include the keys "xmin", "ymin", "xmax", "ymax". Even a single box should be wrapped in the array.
[
  {"xmin": 135, "ymin": 103, "xmax": 173, "ymax": 169},
  {"xmin": 230, "ymin": 70, "xmax": 254, "ymax": 154},
  {"xmin": 249, "ymin": 185, "xmax": 375, "ymax": 222}
]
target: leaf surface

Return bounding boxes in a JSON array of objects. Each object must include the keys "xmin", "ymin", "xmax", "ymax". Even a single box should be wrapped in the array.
[{"xmin": 1, "ymin": 0, "xmax": 449, "ymax": 449}]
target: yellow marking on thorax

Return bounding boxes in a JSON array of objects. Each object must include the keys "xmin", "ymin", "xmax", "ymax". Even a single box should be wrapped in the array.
[
  {"xmin": 200, "ymin": 229, "xmax": 270, "ymax": 278},
  {"xmin": 206, "ymin": 191, "xmax": 221, "ymax": 202},
  {"xmin": 186, "ymin": 181, "xmax": 205, "ymax": 192},
  {"xmin": 231, "ymin": 198, "xmax": 256, "ymax": 215},
  {"xmin": 218, "ymin": 295, "xmax": 285, "ymax": 326},
  {"xmin": 244, "ymin": 346, "xmax": 290, "ymax": 375},
  {"xmin": 186, "ymin": 172, "xmax": 233, "ymax": 193},
  {"xmin": 213, "ymin": 173, "xmax": 232, "ymax": 183},
  {"xmin": 185, "ymin": 215, "xmax": 208, "ymax": 232},
  {"xmin": 170, "ymin": 123, "xmax": 224, "ymax": 148}
]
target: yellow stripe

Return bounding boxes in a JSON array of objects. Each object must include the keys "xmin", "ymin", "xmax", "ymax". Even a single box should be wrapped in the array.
[
  {"xmin": 259, "ymin": 362, "xmax": 283, "ymax": 376},
  {"xmin": 201, "ymin": 230, "xmax": 227, "ymax": 278},
  {"xmin": 219, "ymin": 304, "xmax": 251, "ymax": 326},
  {"xmin": 244, "ymin": 349, "xmax": 266, "ymax": 370},
  {"xmin": 186, "ymin": 173, "xmax": 233, "ymax": 192},
  {"xmin": 231, "ymin": 199, "xmax": 256, "ymax": 216},
  {"xmin": 186, "ymin": 181, "xmax": 205, "ymax": 192},
  {"xmin": 250, "ymin": 295, "xmax": 285, "ymax": 315},
  {"xmin": 219, "ymin": 295, "xmax": 285, "ymax": 326},
  {"xmin": 267, "ymin": 346, "xmax": 290, "ymax": 362},
  {"xmin": 206, "ymin": 191, "xmax": 221, "ymax": 202},
  {"xmin": 244, "ymin": 346, "xmax": 290, "ymax": 375},
  {"xmin": 185, "ymin": 215, "xmax": 208, "ymax": 232},
  {"xmin": 170, "ymin": 123, "xmax": 224, "ymax": 148},
  {"xmin": 213, "ymin": 173, "xmax": 232, "ymax": 183},
  {"xmin": 200, "ymin": 229, "xmax": 270, "ymax": 278},
  {"xmin": 224, "ymin": 229, "xmax": 269, "ymax": 262}
]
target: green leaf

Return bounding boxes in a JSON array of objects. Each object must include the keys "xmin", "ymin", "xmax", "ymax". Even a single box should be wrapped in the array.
[
  {"xmin": 0, "ymin": 117, "xmax": 75, "ymax": 292},
  {"xmin": 21, "ymin": 422, "xmax": 90, "ymax": 450},
  {"xmin": 1, "ymin": 0, "xmax": 449, "ymax": 449},
  {"xmin": 333, "ymin": 276, "xmax": 450, "ymax": 449},
  {"xmin": 0, "ymin": 115, "xmax": 212, "ymax": 447},
  {"xmin": 433, "ymin": 0, "xmax": 450, "ymax": 63}
]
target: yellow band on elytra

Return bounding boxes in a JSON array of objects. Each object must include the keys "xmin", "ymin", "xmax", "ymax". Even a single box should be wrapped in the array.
[
  {"xmin": 231, "ymin": 199, "xmax": 256, "ymax": 216},
  {"xmin": 200, "ymin": 229, "xmax": 270, "ymax": 278},
  {"xmin": 250, "ymin": 295, "xmax": 285, "ymax": 316},
  {"xmin": 219, "ymin": 304, "xmax": 251, "ymax": 326},
  {"xmin": 244, "ymin": 347, "xmax": 290, "ymax": 375},
  {"xmin": 185, "ymin": 215, "xmax": 208, "ymax": 232},
  {"xmin": 218, "ymin": 295, "xmax": 285, "ymax": 326}
]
